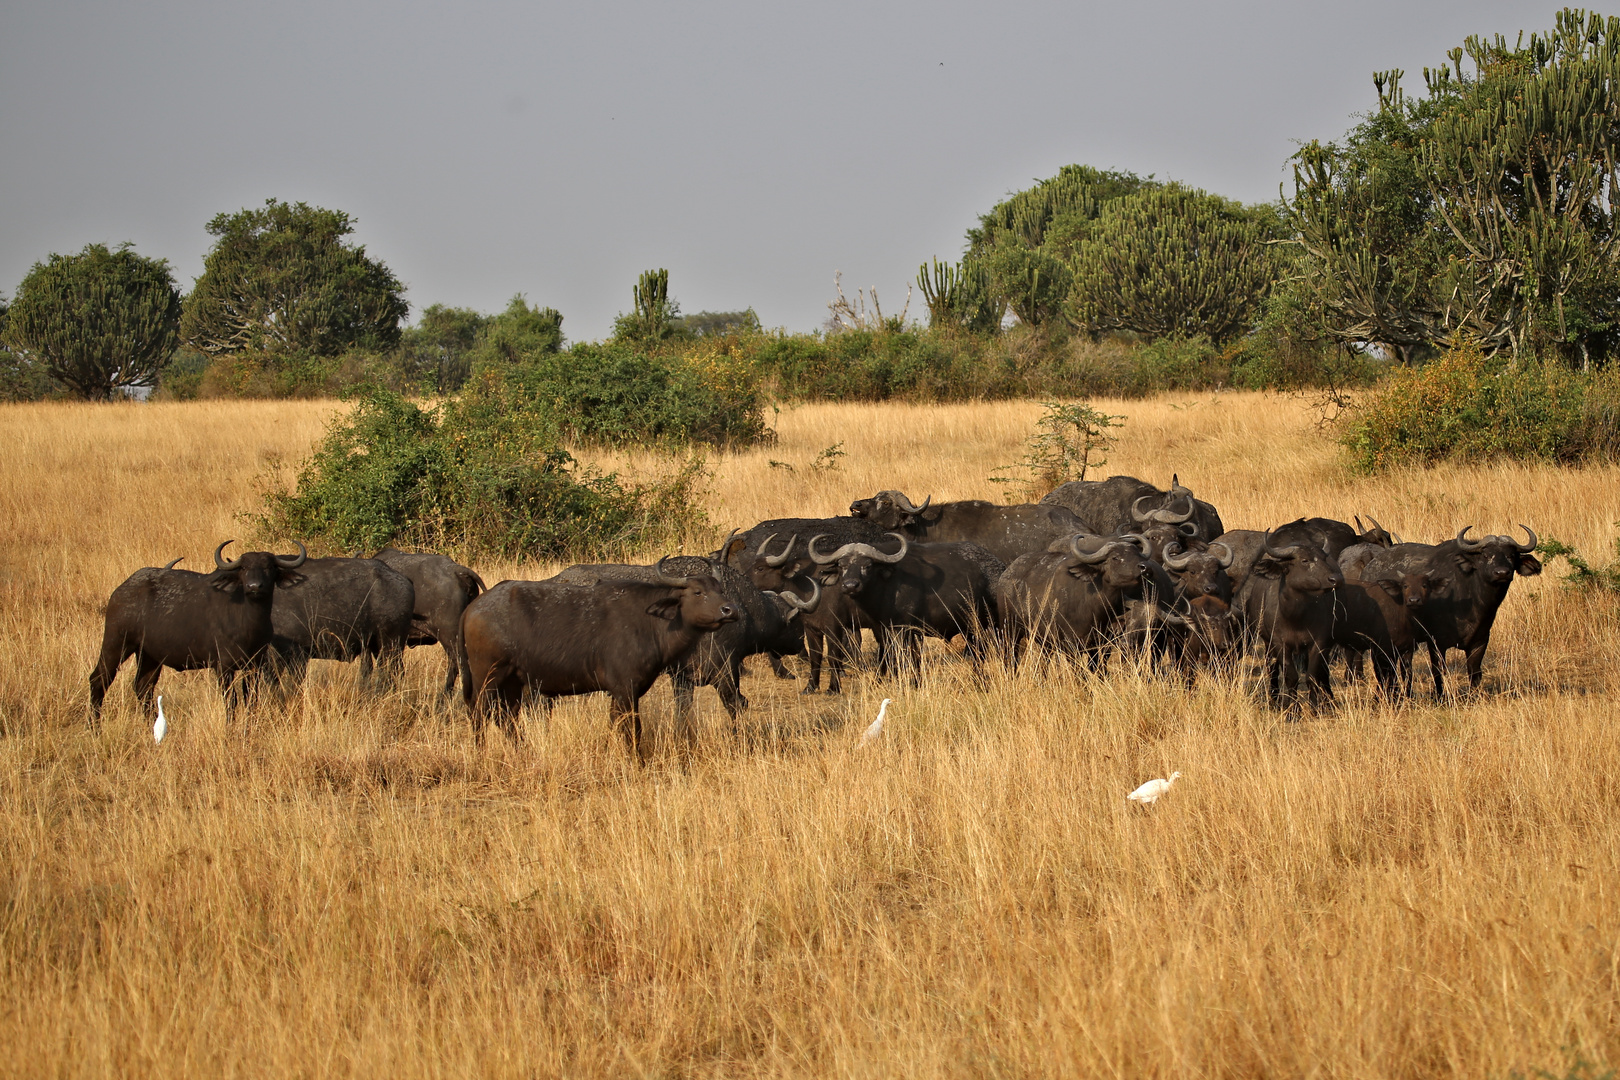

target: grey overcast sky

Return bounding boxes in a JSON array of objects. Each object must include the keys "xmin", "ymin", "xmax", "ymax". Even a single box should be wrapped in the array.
[{"xmin": 0, "ymin": 1, "xmax": 1558, "ymax": 342}]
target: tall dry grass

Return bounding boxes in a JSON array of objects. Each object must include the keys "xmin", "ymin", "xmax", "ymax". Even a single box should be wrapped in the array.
[{"xmin": 2, "ymin": 392, "xmax": 1619, "ymax": 1078}]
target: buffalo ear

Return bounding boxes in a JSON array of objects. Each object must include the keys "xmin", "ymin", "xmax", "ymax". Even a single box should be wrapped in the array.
[
  {"xmin": 1375, "ymin": 579, "xmax": 1405, "ymax": 599},
  {"xmin": 723, "ymin": 537, "xmax": 747, "ymax": 561},
  {"xmin": 1453, "ymin": 554, "xmax": 1477, "ymax": 575},
  {"xmin": 645, "ymin": 598, "xmax": 682, "ymax": 621},
  {"xmin": 1516, "ymin": 554, "xmax": 1543, "ymax": 576},
  {"xmin": 276, "ymin": 570, "xmax": 307, "ymax": 588},
  {"xmin": 1252, "ymin": 556, "xmax": 1284, "ymax": 579},
  {"xmin": 210, "ymin": 575, "xmax": 241, "ymax": 594}
]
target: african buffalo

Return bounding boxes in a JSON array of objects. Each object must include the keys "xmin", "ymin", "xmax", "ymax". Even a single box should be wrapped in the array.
[
  {"xmin": 1340, "ymin": 526, "xmax": 1539, "ymax": 696},
  {"xmin": 722, "ymin": 520, "xmax": 889, "ymax": 694},
  {"xmin": 848, "ymin": 490, "xmax": 1092, "ymax": 564},
  {"xmin": 996, "ymin": 533, "xmax": 1151, "ymax": 666},
  {"xmin": 808, "ymin": 533, "xmax": 1002, "ymax": 681},
  {"xmin": 460, "ymin": 558, "xmax": 738, "ymax": 758},
  {"xmin": 553, "ymin": 554, "xmax": 818, "ymax": 741},
  {"xmin": 1269, "ymin": 516, "xmax": 1395, "ymax": 561},
  {"xmin": 1041, "ymin": 475, "xmax": 1224, "ymax": 541},
  {"xmin": 372, "ymin": 548, "xmax": 486, "ymax": 694},
  {"xmin": 268, "ymin": 557, "xmax": 416, "ymax": 689},
  {"xmin": 1233, "ymin": 534, "xmax": 1343, "ymax": 708},
  {"xmin": 89, "ymin": 541, "xmax": 308, "ymax": 721}
]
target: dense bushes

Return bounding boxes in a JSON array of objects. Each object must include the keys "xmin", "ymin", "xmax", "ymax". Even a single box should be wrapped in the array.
[
  {"xmin": 1343, "ymin": 341, "xmax": 1620, "ymax": 470},
  {"xmin": 255, "ymin": 387, "xmax": 709, "ymax": 560}
]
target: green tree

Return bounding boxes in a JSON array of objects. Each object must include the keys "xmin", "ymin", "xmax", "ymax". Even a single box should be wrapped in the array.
[
  {"xmin": 3, "ymin": 243, "xmax": 181, "ymax": 399},
  {"xmin": 397, "ymin": 304, "xmax": 490, "ymax": 392},
  {"xmin": 917, "ymin": 257, "xmax": 1001, "ymax": 333},
  {"xmin": 966, "ymin": 165, "xmax": 1156, "ymax": 327},
  {"xmin": 480, "ymin": 295, "xmax": 564, "ymax": 362},
  {"xmin": 181, "ymin": 199, "xmax": 408, "ymax": 359},
  {"xmin": 1067, "ymin": 185, "xmax": 1284, "ymax": 342},
  {"xmin": 1291, "ymin": 10, "xmax": 1620, "ymax": 366}
]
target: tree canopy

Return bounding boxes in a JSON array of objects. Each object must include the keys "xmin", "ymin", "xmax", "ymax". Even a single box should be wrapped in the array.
[
  {"xmin": 181, "ymin": 199, "xmax": 408, "ymax": 359},
  {"xmin": 1290, "ymin": 8, "xmax": 1620, "ymax": 366},
  {"xmin": 4, "ymin": 243, "xmax": 182, "ymax": 399}
]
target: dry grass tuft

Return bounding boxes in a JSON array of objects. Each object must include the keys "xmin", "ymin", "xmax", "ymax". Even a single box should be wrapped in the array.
[{"xmin": 2, "ymin": 393, "xmax": 1619, "ymax": 1077}]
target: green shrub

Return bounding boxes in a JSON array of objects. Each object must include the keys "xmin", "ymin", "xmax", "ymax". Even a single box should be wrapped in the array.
[
  {"xmin": 254, "ymin": 386, "xmax": 709, "ymax": 560},
  {"xmin": 486, "ymin": 340, "xmax": 771, "ymax": 448},
  {"xmin": 1342, "ymin": 340, "xmax": 1620, "ymax": 470}
]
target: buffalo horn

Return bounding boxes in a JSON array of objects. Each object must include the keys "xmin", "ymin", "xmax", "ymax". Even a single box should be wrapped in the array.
[
  {"xmin": 1120, "ymin": 532, "xmax": 1152, "ymax": 556},
  {"xmin": 1069, "ymin": 535, "xmax": 1116, "ymax": 565},
  {"xmin": 161, "ymin": 557, "xmax": 184, "ymax": 571},
  {"xmin": 654, "ymin": 556, "xmax": 691, "ymax": 587},
  {"xmin": 871, "ymin": 533, "xmax": 909, "ymax": 562},
  {"xmin": 1162, "ymin": 543, "xmax": 1194, "ymax": 571},
  {"xmin": 892, "ymin": 491, "xmax": 931, "ymax": 515},
  {"xmin": 1455, "ymin": 526, "xmax": 1486, "ymax": 552},
  {"xmin": 1209, "ymin": 541, "xmax": 1234, "ymax": 568},
  {"xmin": 1263, "ymin": 534, "xmax": 1305, "ymax": 560},
  {"xmin": 214, "ymin": 540, "xmax": 242, "ymax": 572},
  {"xmin": 275, "ymin": 541, "xmax": 308, "ymax": 568},
  {"xmin": 807, "ymin": 535, "xmax": 852, "ymax": 564},
  {"xmin": 719, "ymin": 528, "xmax": 742, "ymax": 559},
  {"xmin": 1130, "ymin": 495, "xmax": 1153, "ymax": 524},
  {"xmin": 1515, "ymin": 524, "xmax": 1537, "ymax": 552},
  {"xmin": 776, "ymin": 576, "xmax": 821, "ymax": 614},
  {"xmin": 759, "ymin": 532, "xmax": 796, "ymax": 567},
  {"xmin": 1170, "ymin": 473, "xmax": 1191, "ymax": 497}
]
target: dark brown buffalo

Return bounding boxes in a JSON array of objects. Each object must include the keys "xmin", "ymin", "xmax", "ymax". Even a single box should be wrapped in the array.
[
  {"xmin": 268, "ymin": 557, "xmax": 415, "ymax": 689},
  {"xmin": 553, "ymin": 554, "xmax": 817, "ymax": 740},
  {"xmin": 460, "ymin": 558, "xmax": 738, "ymax": 758},
  {"xmin": 372, "ymin": 548, "xmax": 487, "ymax": 694},
  {"xmin": 1340, "ymin": 526, "xmax": 1539, "ymax": 696},
  {"xmin": 722, "ymin": 520, "xmax": 888, "ymax": 694},
  {"xmin": 1161, "ymin": 540, "xmax": 1235, "ymax": 602},
  {"xmin": 1268, "ymin": 516, "xmax": 1395, "ymax": 561},
  {"xmin": 1327, "ymin": 576, "xmax": 1439, "ymax": 699},
  {"xmin": 847, "ymin": 490, "xmax": 1091, "ymax": 564},
  {"xmin": 996, "ymin": 533, "xmax": 1150, "ymax": 667},
  {"xmin": 1041, "ymin": 475, "xmax": 1224, "ymax": 542},
  {"xmin": 1233, "ymin": 534, "xmax": 1344, "ymax": 709},
  {"xmin": 89, "ymin": 541, "xmax": 308, "ymax": 721},
  {"xmin": 808, "ymin": 533, "xmax": 1002, "ymax": 681}
]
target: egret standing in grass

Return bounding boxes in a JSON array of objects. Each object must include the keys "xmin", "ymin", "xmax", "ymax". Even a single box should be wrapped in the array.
[
  {"xmin": 153, "ymin": 696, "xmax": 167, "ymax": 744},
  {"xmin": 859, "ymin": 698, "xmax": 891, "ymax": 747},
  {"xmin": 1127, "ymin": 771, "xmax": 1180, "ymax": 805}
]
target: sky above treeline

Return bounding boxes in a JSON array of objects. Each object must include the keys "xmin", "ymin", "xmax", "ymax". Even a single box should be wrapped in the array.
[{"xmin": 0, "ymin": 0, "xmax": 1558, "ymax": 342}]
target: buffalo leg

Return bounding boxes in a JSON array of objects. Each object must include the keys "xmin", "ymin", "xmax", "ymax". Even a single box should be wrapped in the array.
[
  {"xmin": 670, "ymin": 670, "xmax": 699, "ymax": 748},
  {"xmin": 1306, "ymin": 646, "xmax": 1334, "ymax": 709},
  {"xmin": 132, "ymin": 655, "xmax": 163, "ymax": 710},
  {"xmin": 609, "ymin": 694, "xmax": 647, "ymax": 763},
  {"xmin": 802, "ymin": 627, "xmax": 825, "ymax": 694},
  {"xmin": 1427, "ymin": 642, "xmax": 1447, "ymax": 699},
  {"xmin": 87, "ymin": 639, "xmax": 131, "ymax": 722},
  {"xmin": 440, "ymin": 640, "xmax": 460, "ymax": 695},
  {"xmin": 1464, "ymin": 642, "xmax": 1490, "ymax": 692},
  {"xmin": 768, "ymin": 653, "xmax": 794, "ymax": 679}
]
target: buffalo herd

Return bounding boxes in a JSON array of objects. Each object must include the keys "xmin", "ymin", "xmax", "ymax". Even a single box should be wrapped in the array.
[{"xmin": 88, "ymin": 473, "xmax": 1543, "ymax": 758}]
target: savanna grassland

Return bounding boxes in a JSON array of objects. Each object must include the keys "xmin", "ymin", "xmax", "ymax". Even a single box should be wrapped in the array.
[{"xmin": 3, "ymin": 393, "xmax": 1620, "ymax": 1078}]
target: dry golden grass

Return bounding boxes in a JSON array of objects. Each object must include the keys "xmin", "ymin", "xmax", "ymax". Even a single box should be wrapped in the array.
[{"xmin": 3, "ymin": 392, "xmax": 1620, "ymax": 1078}]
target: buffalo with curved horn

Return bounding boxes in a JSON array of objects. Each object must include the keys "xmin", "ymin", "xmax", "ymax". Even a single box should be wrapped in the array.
[{"xmin": 89, "ymin": 540, "xmax": 309, "ymax": 721}]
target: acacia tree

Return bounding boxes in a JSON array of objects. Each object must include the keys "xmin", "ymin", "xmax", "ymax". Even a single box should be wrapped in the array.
[
  {"xmin": 181, "ymin": 199, "xmax": 408, "ymax": 359},
  {"xmin": 1291, "ymin": 9, "xmax": 1620, "ymax": 366},
  {"xmin": 4, "ymin": 243, "xmax": 181, "ymax": 399},
  {"xmin": 1067, "ymin": 185, "xmax": 1283, "ymax": 342}
]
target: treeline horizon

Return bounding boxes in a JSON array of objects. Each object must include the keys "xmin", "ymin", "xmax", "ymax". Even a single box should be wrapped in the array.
[{"xmin": 6, "ymin": 7, "xmax": 1620, "ymax": 408}]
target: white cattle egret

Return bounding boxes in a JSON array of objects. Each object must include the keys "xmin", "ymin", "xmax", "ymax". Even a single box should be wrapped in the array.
[
  {"xmin": 859, "ymin": 698, "xmax": 891, "ymax": 747},
  {"xmin": 153, "ymin": 696, "xmax": 167, "ymax": 744},
  {"xmin": 1127, "ymin": 771, "xmax": 1181, "ymax": 805}
]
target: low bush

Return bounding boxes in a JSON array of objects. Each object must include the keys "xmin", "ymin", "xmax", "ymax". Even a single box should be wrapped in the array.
[
  {"xmin": 253, "ymin": 386, "xmax": 709, "ymax": 560},
  {"xmin": 1342, "ymin": 341, "xmax": 1620, "ymax": 470},
  {"xmin": 488, "ymin": 341, "xmax": 772, "ymax": 448}
]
